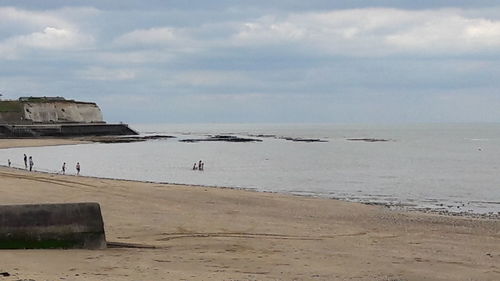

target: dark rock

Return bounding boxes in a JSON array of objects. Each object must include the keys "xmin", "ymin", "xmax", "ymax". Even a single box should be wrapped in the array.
[
  {"xmin": 248, "ymin": 134, "xmax": 276, "ymax": 138},
  {"xmin": 347, "ymin": 138, "xmax": 390, "ymax": 142},
  {"xmin": 87, "ymin": 135, "xmax": 175, "ymax": 143},
  {"xmin": 180, "ymin": 135, "xmax": 262, "ymax": 143},
  {"xmin": 141, "ymin": 135, "xmax": 176, "ymax": 140},
  {"xmin": 280, "ymin": 137, "xmax": 328, "ymax": 143}
]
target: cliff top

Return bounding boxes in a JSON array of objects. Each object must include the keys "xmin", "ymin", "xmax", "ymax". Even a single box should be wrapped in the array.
[{"xmin": 18, "ymin": 97, "xmax": 97, "ymax": 105}]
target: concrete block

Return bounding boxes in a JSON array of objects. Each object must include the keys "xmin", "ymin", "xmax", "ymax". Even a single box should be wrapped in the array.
[{"xmin": 0, "ymin": 202, "xmax": 106, "ymax": 249}]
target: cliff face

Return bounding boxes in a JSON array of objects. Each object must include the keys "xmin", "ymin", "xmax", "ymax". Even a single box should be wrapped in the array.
[
  {"xmin": 23, "ymin": 101, "xmax": 103, "ymax": 123},
  {"xmin": 0, "ymin": 97, "xmax": 137, "ymax": 137},
  {"xmin": 0, "ymin": 98, "xmax": 104, "ymax": 124}
]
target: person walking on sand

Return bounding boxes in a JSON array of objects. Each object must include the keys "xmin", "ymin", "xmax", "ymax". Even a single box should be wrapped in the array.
[
  {"xmin": 23, "ymin": 154, "xmax": 27, "ymax": 169},
  {"xmin": 62, "ymin": 162, "xmax": 66, "ymax": 175},
  {"xmin": 76, "ymin": 162, "xmax": 80, "ymax": 175},
  {"xmin": 29, "ymin": 156, "xmax": 33, "ymax": 171}
]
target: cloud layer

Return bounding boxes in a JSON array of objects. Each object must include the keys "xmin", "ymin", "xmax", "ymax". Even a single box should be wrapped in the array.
[
  {"xmin": 0, "ymin": 7, "xmax": 94, "ymax": 59},
  {"xmin": 233, "ymin": 9, "xmax": 500, "ymax": 55},
  {"xmin": 1, "ymin": 3, "xmax": 500, "ymax": 123}
]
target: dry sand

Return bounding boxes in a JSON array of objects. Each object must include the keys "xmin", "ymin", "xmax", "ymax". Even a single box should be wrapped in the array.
[{"xmin": 0, "ymin": 139, "xmax": 498, "ymax": 281}]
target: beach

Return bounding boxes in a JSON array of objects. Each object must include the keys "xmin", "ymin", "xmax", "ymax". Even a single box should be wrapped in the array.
[{"xmin": 0, "ymin": 139, "xmax": 499, "ymax": 281}]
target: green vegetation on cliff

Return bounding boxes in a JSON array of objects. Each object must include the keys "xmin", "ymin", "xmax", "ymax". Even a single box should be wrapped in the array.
[{"xmin": 0, "ymin": 101, "xmax": 22, "ymax": 112}]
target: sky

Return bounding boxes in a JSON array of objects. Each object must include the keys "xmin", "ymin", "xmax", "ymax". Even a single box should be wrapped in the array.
[{"xmin": 1, "ymin": 1, "xmax": 500, "ymax": 123}]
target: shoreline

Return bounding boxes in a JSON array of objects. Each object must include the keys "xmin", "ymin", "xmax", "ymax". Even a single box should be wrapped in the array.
[
  {"xmin": 0, "ymin": 138, "xmax": 499, "ymax": 280},
  {"xmin": 0, "ymin": 138, "xmax": 498, "ymax": 220},
  {"xmin": 4, "ymin": 164, "xmax": 500, "ymax": 220}
]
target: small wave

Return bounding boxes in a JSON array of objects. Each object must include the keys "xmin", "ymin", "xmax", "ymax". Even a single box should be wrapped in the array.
[{"xmin": 468, "ymin": 200, "xmax": 500, "ymax": 205}]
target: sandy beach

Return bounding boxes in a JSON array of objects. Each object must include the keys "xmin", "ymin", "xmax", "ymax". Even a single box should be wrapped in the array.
[
  {"xmin": 0, "ymin": 138, "xmax": 89, "ymax": 149},
  {"xmin": 0, "ymin": 139, "xmax": 499, "ymax": 281}
]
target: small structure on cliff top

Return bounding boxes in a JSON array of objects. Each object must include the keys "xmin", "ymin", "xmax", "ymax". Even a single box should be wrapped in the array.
[{"xmin": 0, "ymin": 97, "xmax": 137, "ymax": 137}]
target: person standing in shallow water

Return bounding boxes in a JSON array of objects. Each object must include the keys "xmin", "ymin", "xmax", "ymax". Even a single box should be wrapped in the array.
[
  {"xmin": 23, "ymin": 154, "xmax": 27, "ymax": 169},
  {"xmin": 62, "ymin": 162, "xmax": 66, "ymax": 175},
  {"xmin": 76, "ymin": 162, "xmax": 80, "ymax": 175},
  {"xmin": 28, "ymin": 156, "xmax": 33, "ymax": 171}
]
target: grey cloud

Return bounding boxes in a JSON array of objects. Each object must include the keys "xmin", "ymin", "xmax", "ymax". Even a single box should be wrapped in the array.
[
  {"xmin": 1, "ymin": 3, "xmax": 500, "ymax": 123},
  {"xmin": 3, "ymin": 0, "xmax": 500, "ymax": 10}
]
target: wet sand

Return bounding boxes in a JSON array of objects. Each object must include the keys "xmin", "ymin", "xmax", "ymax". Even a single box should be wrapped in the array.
[
  {"xmin": 0, "ymin": 138, "xmax": 88, "ymax": 149},
  {"xmin": 0, "ymin": 139, "xmax": 499, "ymax": 280}
]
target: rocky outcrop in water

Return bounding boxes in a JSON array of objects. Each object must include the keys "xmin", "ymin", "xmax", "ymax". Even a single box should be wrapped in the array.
[
  {"xmin": 279, "ymin": 137, "xmax": 328, "ymax": 143},
  {"xmin": 248, "ymin": 134, "xmax": 328, "ymax": 142},
  {"xmin": 87, "ymin": 135, "xmax": 175, "ymax": 143},
  {"xmin": 347, "ymin": 138, "xmax": 390, "ymax": 142},
  {"xmin": 248, "ymin": 134, "xmax": 277, "ymax": 138},
  {"xmin": 180, "ymin": 135, "xmax": 262, "ymax": 143}
]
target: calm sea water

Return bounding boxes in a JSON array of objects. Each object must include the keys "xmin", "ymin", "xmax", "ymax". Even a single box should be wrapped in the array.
[{"xmin": 1, "ymin": 123, "xmax": 499, "ymax": 215}]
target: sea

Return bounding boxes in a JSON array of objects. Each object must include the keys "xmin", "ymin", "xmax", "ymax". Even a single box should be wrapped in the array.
[{"xmin": 1, "ymin": 123, "xmax": 499, "ymax": 216}]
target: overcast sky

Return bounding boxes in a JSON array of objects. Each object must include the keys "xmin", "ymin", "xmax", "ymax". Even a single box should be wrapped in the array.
[{"xmin": 1, "ymin": 1, "xmax": 500, "ymax": 123}]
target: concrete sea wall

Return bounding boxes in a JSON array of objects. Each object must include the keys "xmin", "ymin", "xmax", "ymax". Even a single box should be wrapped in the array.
[
  {"xmin": 0, "ymin": 123, "xmax": 138, "ymax": 137},
  {"xmin": 0, "ymin": 202, "xmax": 106, "ymax": 249}
]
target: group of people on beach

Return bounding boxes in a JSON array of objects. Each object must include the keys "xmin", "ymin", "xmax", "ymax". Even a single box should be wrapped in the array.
[
  {"xmin": 193, "ymin": 160, "xmax": 205, "ymax": 171},
  {"xmin": 9, "ymin": 154, "xmax": 36, "ymax": 171},
  {"xmin": 7, "ymin": 154, "xmax": 81, "ymax": 175},
  {"xmin": 21, "ymin": 154, "xmax": 34, "ymax": 171},
  {"xmin": 61, "ymin": 162, "xmax": 80, "ymax": 175}
]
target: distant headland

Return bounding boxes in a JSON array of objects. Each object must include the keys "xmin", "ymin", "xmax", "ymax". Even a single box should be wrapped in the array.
[{"xmin": 0, "ymin": 97, "xmax": 137, "ymax": 137}]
